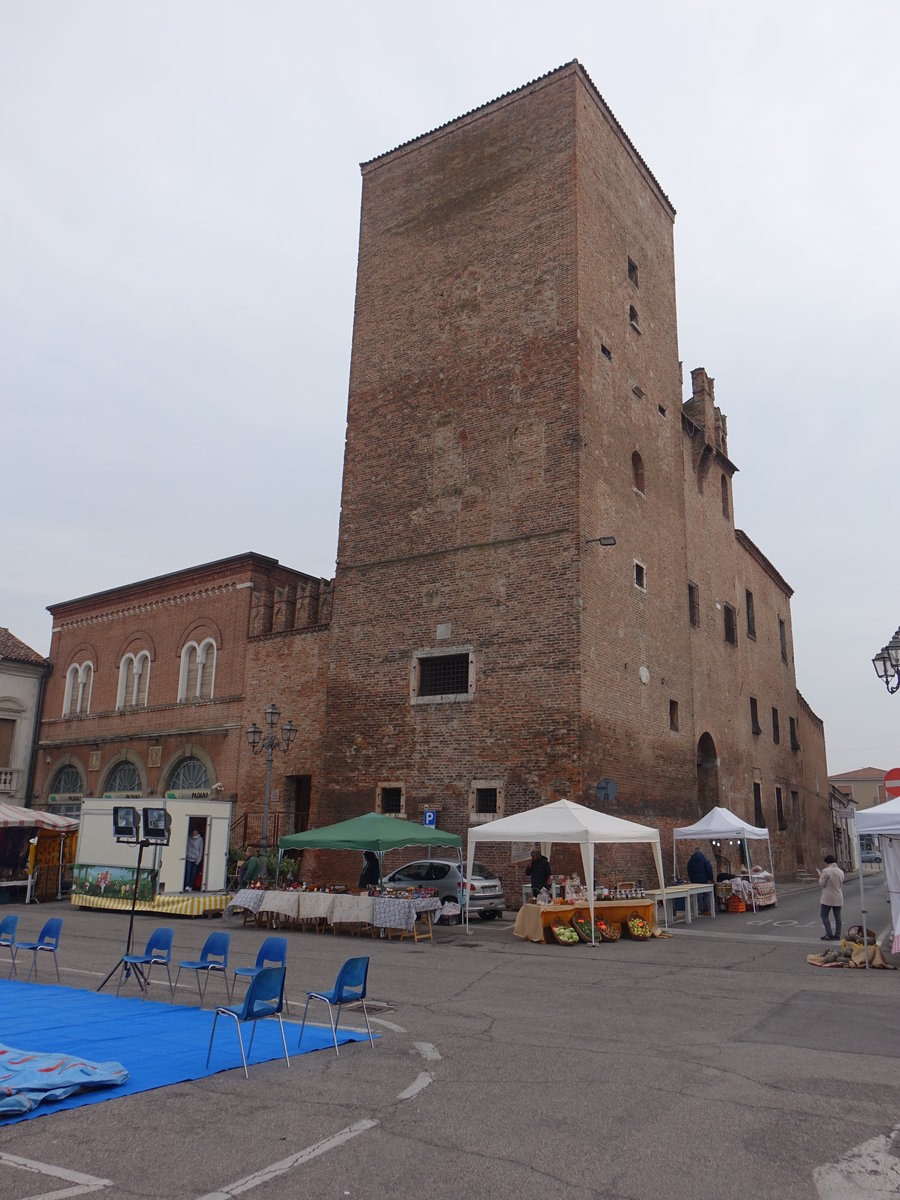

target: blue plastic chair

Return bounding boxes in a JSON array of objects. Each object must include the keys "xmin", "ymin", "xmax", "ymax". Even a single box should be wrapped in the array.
[
  {"xmin": 116, "ymin": 927, "xmax": 174, "ymax": 1000},
  {"xmin": 206, "ymin": 965, "xmax": 290, "ymax": 1079},
  {"xmin": 0, "ymin": 915, "xmax": 18, "ymax": 974},
  {"xmin": 174, "ymin": 931, "xmax": 231, "ymax": 1003},
  {"xmin": 12, "ymin": 917, "xmax": 62, "ymax": 982},
  {"xmin": 297, "ymin": 955, "xmax": 374, "ymax": 1056},
  {"xmin": 233, "ymin": 936, "xmax": 290, "ymax": 1013}
]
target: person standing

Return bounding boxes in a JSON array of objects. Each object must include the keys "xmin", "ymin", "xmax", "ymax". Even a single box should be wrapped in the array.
[
  {"xmin": 817, "ymin": 854, "xmax": 844, "ymax": 941},
  {"xmin": 358, "ymin": 850, "xmax": 380, "ymax": 889},
  {"xmin": 184, "ymin": 828, "xmax": 204, "ymax": 891},
  {"xmin": 525, "ymin": 849, "xmax": 552, "ymax": 897},
  {"xmin": 686, "ymin": 847, "xmax": 715, "ymax": 914}
]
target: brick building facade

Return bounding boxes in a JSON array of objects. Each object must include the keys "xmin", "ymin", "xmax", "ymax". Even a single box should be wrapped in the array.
[
  {"xmin": 32, "ymin": 554, "xmax": 331, "ymax": 852},
  {"xmin": 30, "ymin": 63, "xmax": 831, "ymax": 892}
]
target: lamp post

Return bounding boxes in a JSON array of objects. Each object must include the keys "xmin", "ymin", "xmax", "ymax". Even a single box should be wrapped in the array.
[
  {"xmin": 246, "ymin": 704, "xmax": 297, "ymax": 880},
  {"xmin": 872, "ymin": 628, "xmax": 900, "ymax": 695}
]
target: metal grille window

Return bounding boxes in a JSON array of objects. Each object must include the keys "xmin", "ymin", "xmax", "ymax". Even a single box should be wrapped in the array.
[
  {"xmin": 106, "ymin": 762, "xmax": 142, "ymax": 794},
  {"xmin": 380, "ymin": 787, "xmax": 402, "ymax": 814},
  {"xmin": 418, "ymin": 653, "xmax": 469, "ymax": 697},
  {"xmin": 475, "ymin": 787, "xmax": 497, "ymax": 814}
]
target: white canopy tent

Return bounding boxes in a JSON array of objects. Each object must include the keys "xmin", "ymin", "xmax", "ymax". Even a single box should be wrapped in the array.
[
  {"xmin": 465, "ymin": 799, "xmax": 666, "ymax": 942},
  {"xmin": 673, "ymin": 806, "xmax": 773, "ymax": 913},
  {"xmin": 855, "ymin": 796, "xmax": 900, "ymax": 970}
]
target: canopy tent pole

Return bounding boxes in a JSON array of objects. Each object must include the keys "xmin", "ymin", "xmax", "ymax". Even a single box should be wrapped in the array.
[
  {"xmin": 744, "ymin": 838, "xmax": 757, "ymax": 913},
  {"xmin": 856, "ymin": 826, "xmax": 870, "ymax": 970},
  {"xmin": 578, "ymin": 839, "xmax": 595, "ymax": 946}
]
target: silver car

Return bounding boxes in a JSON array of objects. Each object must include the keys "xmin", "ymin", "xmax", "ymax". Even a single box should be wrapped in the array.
[{"xmin": 382, "ymin": 859, "xmax": 505, "ymax": 919}]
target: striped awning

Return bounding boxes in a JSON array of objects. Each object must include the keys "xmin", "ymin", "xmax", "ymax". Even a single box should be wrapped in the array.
[{"xmin": 0, "ymin": 802, "xmax": 79, "ymax": 831}]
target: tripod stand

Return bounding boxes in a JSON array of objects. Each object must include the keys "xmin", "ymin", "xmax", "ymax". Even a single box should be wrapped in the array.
[{"xmin": 97, "ymin": 838, "xmax": 150, "ymax": 993}]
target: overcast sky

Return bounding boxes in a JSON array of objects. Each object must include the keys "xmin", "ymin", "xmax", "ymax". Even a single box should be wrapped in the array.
[{"xmin": 2, "ymin": 1, "xmax": 898, "ymax": 777}]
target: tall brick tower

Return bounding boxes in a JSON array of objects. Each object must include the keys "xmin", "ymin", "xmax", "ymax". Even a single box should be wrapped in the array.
[{"xmin": 319, "ymin": 61, "xmax": 829, "ymax": 873}]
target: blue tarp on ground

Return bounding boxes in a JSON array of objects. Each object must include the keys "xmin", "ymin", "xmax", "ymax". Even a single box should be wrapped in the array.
[{"xmin": 0, "ymin": 980, "xmax": 372, "ymax": 1123}]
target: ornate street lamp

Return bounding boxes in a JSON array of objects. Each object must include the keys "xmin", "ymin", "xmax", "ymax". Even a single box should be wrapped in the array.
[
  {"xmin": 246, "ymin": 704, "xmax": 297, "ymax": 879},
  {"xmin": 872, "ymin": 628, "xmax": 900, "ymax": 696}
]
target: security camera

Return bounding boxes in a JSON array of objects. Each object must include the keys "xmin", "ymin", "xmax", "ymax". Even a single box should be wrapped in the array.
[{"xmin": 211, "ymin": 782, "xmax": 224, "ymax": 793}]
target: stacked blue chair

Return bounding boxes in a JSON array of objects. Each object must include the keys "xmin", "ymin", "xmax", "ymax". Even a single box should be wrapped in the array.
[
  {"xmin": 115, "ymin": 927, "xmax": 175, "ymax": 1000},
  {"xmin": 297, "ymin": 955, "xmax": 374, "ymax": 1056},
  {"xmin": 12, "ymin": 917, "xmax": 63, "ymax": 982},
  {"xmin": 174, "ymin": 931, "xmax": 231, "ymax": 1003},
  {"xmin": 233, "ymin": 936, "xmax": 290, "ymax": 1013},
  {"xmin": 0, "ymin": 915, "xmax": 19, "ymax": 974},
  {"xmin": 206, "ymin": 965, "xmax": 290, "ymax": 1079}
]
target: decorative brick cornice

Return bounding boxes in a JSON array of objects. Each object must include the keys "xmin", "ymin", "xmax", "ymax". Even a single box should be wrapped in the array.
[{"xmin": 52, "ymin": 582, "xmax": 242, "ymax": 634}]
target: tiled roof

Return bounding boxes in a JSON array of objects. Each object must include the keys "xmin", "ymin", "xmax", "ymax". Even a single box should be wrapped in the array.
[
  {"xmin": 361, "ymin": 60, "xmax": 675, "ymax": 214},
  {"xmin": 0, "ymin": 627, "xmax": 46, "ymax": 665},
  {"xmin": 828, "ymin": 767, "xmax": 889, "ymax": 782}
]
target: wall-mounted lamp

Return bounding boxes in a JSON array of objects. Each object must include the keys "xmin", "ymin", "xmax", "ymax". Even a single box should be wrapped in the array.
[{"xmin": 584, "ymin": 536, "xmax": 617, "ymax": 547}]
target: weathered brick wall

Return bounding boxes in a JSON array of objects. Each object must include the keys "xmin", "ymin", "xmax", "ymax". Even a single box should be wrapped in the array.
[{"xmin": 322, "ymin": 68, "xmax": 587, "ymax": 854}]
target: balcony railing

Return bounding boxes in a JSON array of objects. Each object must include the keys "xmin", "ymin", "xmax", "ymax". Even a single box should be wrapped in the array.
[{"xmin": 0, "ymin": 769, "xmax": 17, "ymax": 794}]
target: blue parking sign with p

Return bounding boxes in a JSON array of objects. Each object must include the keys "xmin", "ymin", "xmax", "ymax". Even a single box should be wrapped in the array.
[{"xmin": 423, "ymin": 809, "xmax": 436, "ymax": 826}]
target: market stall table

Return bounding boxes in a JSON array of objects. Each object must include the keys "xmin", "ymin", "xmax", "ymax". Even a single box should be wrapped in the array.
[
  {"xmin": 328, "ymin": 892, "xmax": 374, "ymax": 934},
  {"xmin": 223, "ymin": 888, "xmax": 265, "ymax": 923},
  {"xmin": 513, "ymin": 898, "xmax": 659, "ymax": 944},
  {"xmin": 373, "ymin": 895, "xmax": 442, "ymax": 941},
  {"xmin": 259, "ymin": 890, "xmax": 301, "ymax": 928},
  {"xmin": 644, "ymin": 883, "xmax": 715, "ymax": 925},
  {"xmin": 296, "ymin": 891, "xmax": 337, "ymax": 930}
]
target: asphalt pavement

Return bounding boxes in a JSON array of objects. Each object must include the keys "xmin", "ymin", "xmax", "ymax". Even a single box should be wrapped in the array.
[{"xmin": 0, "ymin": 872, "xmax": 897, "ymax": 1200}]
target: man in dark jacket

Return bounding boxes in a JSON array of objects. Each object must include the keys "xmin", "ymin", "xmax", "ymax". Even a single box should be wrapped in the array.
[
  {"xmin": 525, "ymin": 849, "xmax": 552, "ymax": 897},
  {"xmin": 686, "ymin": 848, "xmax": 715, "ymax": 913}
]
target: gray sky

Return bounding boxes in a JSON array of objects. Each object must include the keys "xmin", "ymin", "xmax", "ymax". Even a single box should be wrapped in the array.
[{"xmin": 2, "ymin": 1, "xmax": 898, "ymax": 777}]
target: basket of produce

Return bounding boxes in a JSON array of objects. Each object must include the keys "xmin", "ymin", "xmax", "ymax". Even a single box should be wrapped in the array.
[
  {"xmin": 623, "ymin": 911, "xmax": 652, "ymax": 940},
  {"xmin": 594, "ymin": 915, "xmax": 620, "ymax": 942},
  {"xmin": 726, "ymin": 896, "xmax": 746, "ymax": 913},
  {"xmin": 549, "ymin": 917, "xmax": 580, "ymax": 945},
  {"xmin": 570, "ymin": 912, "xmax": 595, "ymax": 943}
]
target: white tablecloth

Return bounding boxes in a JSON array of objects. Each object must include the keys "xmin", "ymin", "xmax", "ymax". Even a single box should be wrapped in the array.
[
  {"xmin": 260, "ymin": 891, "xmax": 301, "ymax": 924},
  {"xmin": 328, "ymin": 893, "xmax": 374, "ymax": 927}
]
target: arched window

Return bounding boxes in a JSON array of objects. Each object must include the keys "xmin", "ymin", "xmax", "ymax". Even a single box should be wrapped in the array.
[
  {"xmin": 167, "ymin": 757, "xmax": 210, "ymax": 792},
  {"xmin": 178, "ymin": 639, "xmax": 216, "ymax": 702},
  {"xmin": 51, "ymin": 764, "xmax": 83, "ymax": 795},
  {"xmin": 721, "ymin": 473, "xmax": 730, "ymax": 519},
  {"xmin": 631, "ymin": 451, "xmax": 645, "ymax": 494},
  {"xmin": 117, "ymin": 652, "xmax": 151, "ymax": 709},
  {"xmin": 105, "ymin": 761, "xmax": 142, "ymax": 794},
  {"xmin": 63, "ymin": 663, "xmax": 93, "ymax": 716}
]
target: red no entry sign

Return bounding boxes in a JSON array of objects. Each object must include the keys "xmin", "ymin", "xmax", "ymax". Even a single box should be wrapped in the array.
[{"xmin": 884, "ymin": 767, "xmax": 900, "ymax": 798}]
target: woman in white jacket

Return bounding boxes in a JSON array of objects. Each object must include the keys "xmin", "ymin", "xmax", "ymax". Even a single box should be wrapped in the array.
[{"xmin": 817, "ymin": 854, "xmax": 844, "ymax": 942}]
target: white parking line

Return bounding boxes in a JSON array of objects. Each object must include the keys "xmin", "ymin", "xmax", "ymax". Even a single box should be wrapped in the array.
[
  {"xmin": 194, "ymin": 1120, "xmax": 379, "ymax": 1199},
  {"xmin": 397, "ymin": 1072, "xmax": 433, "ymax": 1100},
  {"xmin": 0, "ymin": 1151, "xmax": 112, "ymax": 1198}
]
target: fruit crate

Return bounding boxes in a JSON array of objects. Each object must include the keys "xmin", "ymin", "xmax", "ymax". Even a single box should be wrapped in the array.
[{"xmin": 726, "ymin": 896, "xmax": 746, "ymax": 913}]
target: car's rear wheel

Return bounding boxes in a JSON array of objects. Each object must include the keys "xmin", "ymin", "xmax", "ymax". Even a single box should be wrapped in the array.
[{"xmin": 478, "ymin": 909, "xmax": 502, "ymax": 920}]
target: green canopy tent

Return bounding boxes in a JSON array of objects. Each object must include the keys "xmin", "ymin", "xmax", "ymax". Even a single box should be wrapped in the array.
[{"xmin": 277, "ymin": 811, "xmax": 462, "ymax": 892}]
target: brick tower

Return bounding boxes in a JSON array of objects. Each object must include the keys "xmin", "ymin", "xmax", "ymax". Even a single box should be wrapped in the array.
[{"xmin": 319, "ymin": 62, "xmax": 828, "ymax": 874}]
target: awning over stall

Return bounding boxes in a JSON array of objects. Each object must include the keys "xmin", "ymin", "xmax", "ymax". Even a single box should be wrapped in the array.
[{"xmin": 465, "ymin": 799, "xmax": 665, "ymax": 940}]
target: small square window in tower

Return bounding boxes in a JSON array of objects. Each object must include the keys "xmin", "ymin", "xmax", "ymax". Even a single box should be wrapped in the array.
[
  {"xmin": 379, "ymin": 786, "xmax": 403, "ymax": 815},
  {"xmin": 475, "ymin": 787, "xmax": 498, "ymax": 814}
]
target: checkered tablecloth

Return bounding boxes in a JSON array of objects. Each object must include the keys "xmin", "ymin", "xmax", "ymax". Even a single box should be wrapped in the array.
[
  {"xmin": 373, "ymin": 895, "xmax": 442, "ymax": 931},
  {"xmin": 223, "ymin": 888, "xmax": 265, "ymax": 918}
]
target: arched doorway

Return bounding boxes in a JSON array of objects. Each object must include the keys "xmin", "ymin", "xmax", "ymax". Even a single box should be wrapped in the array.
[{"xmin": 696, "ymin": 733, "xmax": 719, "ymax": 813}]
